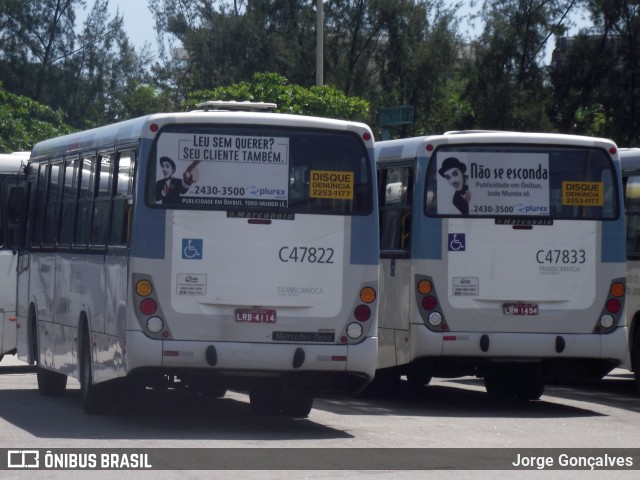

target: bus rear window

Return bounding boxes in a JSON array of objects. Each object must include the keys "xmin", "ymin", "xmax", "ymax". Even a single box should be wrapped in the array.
[
  {"xmin": 425, "ymin": 146, "xmax": 618, "ymax": 220},
  {"xmin": 148, "ymin": 125, "xmax": 372, "ymax": 215}
]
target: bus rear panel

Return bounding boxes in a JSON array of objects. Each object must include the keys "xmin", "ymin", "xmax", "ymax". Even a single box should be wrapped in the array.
[{"xmin": 376, "ymin": 133, "xmax": 628, "ymax": 399}]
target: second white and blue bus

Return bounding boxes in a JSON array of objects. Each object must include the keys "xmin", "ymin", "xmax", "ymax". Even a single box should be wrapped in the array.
[
  {"xmin": 374, "ymin": 131, "xmax": 629, "ymax": 399},
  {"xmin": 12, "ymin": 102, "xmax": 379, "ymax": 415}
]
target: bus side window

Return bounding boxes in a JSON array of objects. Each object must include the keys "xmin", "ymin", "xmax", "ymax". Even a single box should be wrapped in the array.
[
  {"xmin": 91, "ymin": 152, "xmax": 114, "ymax": 246},
  {"xmin": 625, "ymin": 175, "xmax": 640, "ymax": 257},
  {"xmin": 380, "ymin": 164, "xmax": 413, "ymax": 253},
  {"xmin": 74, "ymin": 153, "xmax": 96, "ymax": 247},
  {"xmin": 110, "ymin": 149, "xmax": 136, "ymax": 246}
]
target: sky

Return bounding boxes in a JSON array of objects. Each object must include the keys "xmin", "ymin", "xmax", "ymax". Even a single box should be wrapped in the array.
[{"xmin": 77, "ymin": 0, "xmax": 157, "ymax": 53}]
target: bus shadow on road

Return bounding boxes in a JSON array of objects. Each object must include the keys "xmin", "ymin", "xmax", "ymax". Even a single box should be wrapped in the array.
[
  {"xmin": 0, "ymin": 387, "xmax": 353, "ymax": 441},
  {"xmin": 314, "ymin": 377, "xmax": 608, "ymax": 419}
]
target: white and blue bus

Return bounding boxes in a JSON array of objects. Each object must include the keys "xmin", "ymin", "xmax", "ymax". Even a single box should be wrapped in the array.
[
  {"xmin": 13, "ymin": 102, "xmax": 379, "ymax": 415},
  {"xmin": 375, "ymin": 132, "xmax": 629, "ymax": 400},
  {"xmin": 619, "ymin": 147, "xmax": 640, "ymax": 394},
  {"xmin": 0, "ymin": 152, "xmax": 29, "ymax": 363}
]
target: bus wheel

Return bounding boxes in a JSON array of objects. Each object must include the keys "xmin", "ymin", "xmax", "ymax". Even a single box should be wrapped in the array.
[
  {"xmin": 80, "ymin": 333, "xmax": 108, "ymax": 414},
  {"xmin": 37, "ymin": 368, "xmax": 68, "ymax": 396},
  {"xmin": 32, "ymin": 309, "xmax": 67, "ymax": 396},
  {"xmin": 282, "ymin": 396, "xmax": 313, "ymax": 418}
]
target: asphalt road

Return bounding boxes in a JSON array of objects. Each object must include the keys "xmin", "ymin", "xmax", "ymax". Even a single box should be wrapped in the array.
[{"xmin": 0, "ymin": 354, "xmax": 638, "ymax": 480}]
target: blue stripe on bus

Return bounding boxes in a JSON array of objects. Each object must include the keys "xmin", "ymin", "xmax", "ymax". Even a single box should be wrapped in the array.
[
  {"xmin": 351, "ymin": 214, "xmax": 379, "ymax": 265},
  {"xmin": 601, "ymin": 216, "xmax": 626, "ymax": 263},
  {"xmin": 412, "ymin": 155, "xmax": 443, "ymax": 260},
  {"xmin": 131, "ymin": 206, "xmax": 166, "ymax": 259}
]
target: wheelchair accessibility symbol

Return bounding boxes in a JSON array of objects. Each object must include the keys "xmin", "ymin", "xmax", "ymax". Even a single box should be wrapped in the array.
[
  {"xmin": 182, "ymin": 239, "xmax": 203, "ymax": 260},
  {"xmin": 448, "ymin": 234, "xmax": 465, "ymax": 252}
]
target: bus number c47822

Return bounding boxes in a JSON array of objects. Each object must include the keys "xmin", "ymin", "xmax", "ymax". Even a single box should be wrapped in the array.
[
  {"xmin": 279, "ymin": 246, "xmax": 335, "ymax": 264},
  {"xmin": 535, "ymin": 249, "xmax": 586, "ymax": 264}
]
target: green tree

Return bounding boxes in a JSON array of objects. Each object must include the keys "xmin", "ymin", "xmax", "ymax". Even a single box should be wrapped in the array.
[
  {"xmin": 0, "ymin": 0, "xmax": 80, "ymax": 102},
  {"xmin": 149, "ymin": 0, "xmax": 317, "ymax": 98},
  {"xmin": 0, "ymin": 83, "xmax": 74, "ymax": 151},
  {"xmin": 549, "ymin": 0, "xmax": 640, "ymax": 145},
  {"xmin": 187, "ymin": 72, "xmax": 369, "ymax": 120},
  {"xmin": 0, "ymin": 0, "xmax": 154, "ymax": 129},
  {"xmin": 370, "ymin": 0, "xmax": 468, "ymax": 136},
  {"xmin": 466, "ymin": 0, "xmax": 575, "ymax": 131}
]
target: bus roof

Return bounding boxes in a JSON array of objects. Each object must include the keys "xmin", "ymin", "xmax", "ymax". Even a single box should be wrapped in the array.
[
  {"xmin": 619, "ymin": 148, "xmax": 640, "ymax": 172},
  {"xmin": 0, "ymin": 152, "xmax": 30, "ymax": 174},
  {"xmin": 30, "ymin": 111, "xmax": 373, "ymax": 160},
  {"xmin": 375, "ymin": 131, "xmax": 617, "ymax": 161}
]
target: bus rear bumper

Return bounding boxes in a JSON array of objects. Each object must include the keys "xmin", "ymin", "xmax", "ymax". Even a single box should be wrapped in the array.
[
  {"xmin": 125, "ymin": 331, "xmax": 376, "ymax": 397},
  {"xmin": 410, "ymin": 324, "xmax": 631, "ymax": 369}
]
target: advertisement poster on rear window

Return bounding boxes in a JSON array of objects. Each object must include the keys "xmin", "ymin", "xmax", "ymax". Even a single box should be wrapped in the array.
[
  {"xmin": 435, "ymin": 152, "xmax": 550, "ymax": 216},
  {"xmin": 155, "ymin": 132, "xmax": 290, "ymax": 208}
]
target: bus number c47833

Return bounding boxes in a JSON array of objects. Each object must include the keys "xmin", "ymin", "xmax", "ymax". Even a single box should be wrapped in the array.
[
  {"xmin": 536, "ymin": 249, "xmax": 586, "ymax": 264},
  {"xmin": 278, "ymin": 246, "xmax": 335, "ymax": 264}
]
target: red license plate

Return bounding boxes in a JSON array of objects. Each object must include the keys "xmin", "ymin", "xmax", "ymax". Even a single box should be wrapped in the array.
[
  {"xmin": 235, "ymin": 309, "xmax": 276, "ymax": 323},
  {"xmin": 503, "ymin": 304, "xmax": 539, "ymax": 316}
]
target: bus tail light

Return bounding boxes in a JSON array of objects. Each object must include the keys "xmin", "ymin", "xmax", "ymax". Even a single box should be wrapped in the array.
[
  {"xmin": 342, "ymin": 284, "xmax": 377, "ymax": 343},
  {"xmin": 133, "ymin": 274, "xmax": 173, "ymax": 340},
  {"xmin": 594, "ymin": 278, "xmax": 625, "ymax": 334},
  {"xmin": 354, "ymin": 305, "xmax": 371, "ymax": 322},
  {"xmin": 360, "ymin": 287, "xmax": 376, "ymax": 304},
  {"xmin": 422, "ymin": 296, "xmax": 437, "ymax": 311},
  {"xmin": 147, "ymin": 316, "xmax": 164, "ymax": 333},
  {"xmin": 140, "ymin": 298, "xmax": 158, "ymax": 315},
  {"xmin": 135, "ymin": 279, "xmax": 153, "ymax": 297},
  {"xmin": 416, "ymin": 274, "xmax": 448, "ymax": 332}
]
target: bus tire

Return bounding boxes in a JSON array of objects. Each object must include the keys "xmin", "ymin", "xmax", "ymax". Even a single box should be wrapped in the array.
[
  {"xmin": 281, "ymin": 396, "xmax": 313, "ymax": 418},
  {"xmin": 30, "ymin": 306, "xmax": 67, "ymax": 396},
  {"xmin": 79, "ymin": 332, "xmax": 108, "ymax": 414},
  {"xmin": 37, "ymin": 368, "xmax": 68, "ymax": 396}
]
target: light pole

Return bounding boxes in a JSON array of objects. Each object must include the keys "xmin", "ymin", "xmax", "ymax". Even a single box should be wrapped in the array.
[{"xmin": 316, "ymin": 0, "xmax": 323, "ymax": 86}]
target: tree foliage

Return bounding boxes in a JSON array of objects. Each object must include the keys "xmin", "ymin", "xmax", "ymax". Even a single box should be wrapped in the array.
[
  {"xmin": 187, "ymin": 72, "xmax": 369, "ymax": 120},
  {"xmin": 465, "ymin": 0, "xmax": 575, "ymax": 132},
  {"xmin": 2, "ymin": 0, "xmax": 640, "ymax": 146},
  {"xmin": 0, "ymin": 83, "xmax": 74, "ymax": 151},
  {"xmin": 549, "ymin": 0, "xmax": 640, "ymax": 145}
]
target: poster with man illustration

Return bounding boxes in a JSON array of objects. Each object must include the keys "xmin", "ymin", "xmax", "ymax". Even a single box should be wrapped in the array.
[
  {"xmin": 155, "ymin": 132, "xmax": 290, "ymax": 208},
  {"xmin": 435, "ymin": 151, "xmax": 551, "ymax": 216}
]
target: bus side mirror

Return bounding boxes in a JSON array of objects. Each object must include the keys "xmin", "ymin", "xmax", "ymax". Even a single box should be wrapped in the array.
[{"xmin": 7, "ymin": 186, "xmax": 26, "ymax": 251}]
